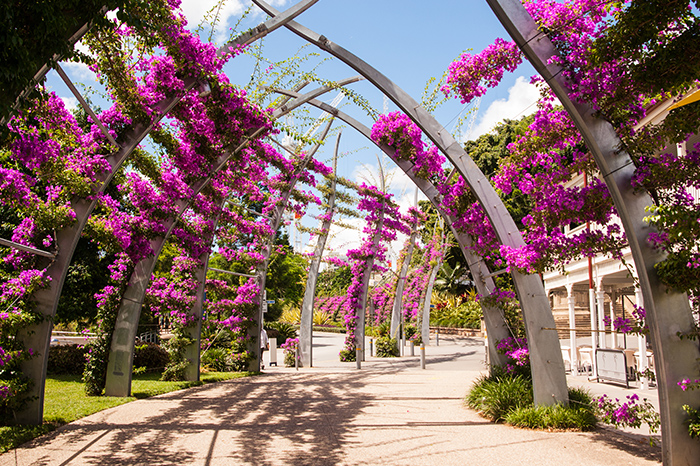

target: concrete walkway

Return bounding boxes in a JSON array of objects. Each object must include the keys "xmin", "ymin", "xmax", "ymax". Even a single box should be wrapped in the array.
[{"xmin": 1, "ymin": 333, "xmax": 661, "ymax": 465}]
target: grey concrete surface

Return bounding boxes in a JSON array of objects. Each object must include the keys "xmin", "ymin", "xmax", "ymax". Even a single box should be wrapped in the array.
[{"xmin": 2, "ymin": 332, "xmax": 660, "ymax": 465}]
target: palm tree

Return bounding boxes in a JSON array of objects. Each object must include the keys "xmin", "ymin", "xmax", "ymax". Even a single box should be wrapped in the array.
[{"xmin": 433, "ymin": 261, "xmax": 473, "ymax": 308}]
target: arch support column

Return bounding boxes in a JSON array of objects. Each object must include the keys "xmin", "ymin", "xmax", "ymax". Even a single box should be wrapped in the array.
[{"xmin": 487, "ymin": 0, "xmax": 700, "ymax": 462}]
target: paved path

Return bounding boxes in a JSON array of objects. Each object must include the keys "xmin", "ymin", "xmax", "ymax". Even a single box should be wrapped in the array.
[{"xmin": 1, "ymin": 333, "xmax": 661, "ymax": 465}]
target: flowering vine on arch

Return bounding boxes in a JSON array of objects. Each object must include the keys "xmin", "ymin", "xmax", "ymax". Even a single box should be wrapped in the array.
[{"xmin": 341, "ymin": 184, "xmax": 410, "ymax": 361}]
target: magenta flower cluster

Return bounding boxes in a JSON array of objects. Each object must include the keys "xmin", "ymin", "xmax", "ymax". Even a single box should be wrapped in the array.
[
  {"xmin": 441, "ymin": 38, "xmax": 522, "ymax": 105},
  {"xmin": 341, "ymin": 184, "xmax": 414, "ymax": 356},
  {"xmin": 371, "ymin": 112, "xmax": 445, "ymax": 180},
  {"xmin": 495, "ymin": 336, "xmax": 529, "ymax": 374},
  {"xmin": 596, "ymin": 393, "xmax": 660, "ymax": 433}
]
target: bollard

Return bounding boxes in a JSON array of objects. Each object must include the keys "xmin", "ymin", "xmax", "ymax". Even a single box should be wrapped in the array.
[
  {"xmin": 356, "ymin": 346, "xmax": 362, "ymax": 369},
  {"xmin": 410, "ymin": 342, "xmax": 414, "ymax": 356},
  {"xmin": 269, "ymin": 337, "xmax": 278, "ymax": 367},
  {"xmin": 420, "ymin": 345, "xmax": 426, "ymax": 369},
  {"xmin": 295, "ymin": 345, "xmax": 299, "ymax": 371},
  {"xmin": 436, "ymin": 327, "xmax": 440, "ymax": 346},
  {"xmin": 369, "ymin": 338, "xmax": 373, "ymax": 357}
]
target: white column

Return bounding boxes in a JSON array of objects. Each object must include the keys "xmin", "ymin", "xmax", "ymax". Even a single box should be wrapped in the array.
[
  {"xmin": 589, "ymin": 287, "xmax": 597, "ymax": 377},
  {"xmin": 610, "ymin": 290, "xmax": 617, "ymax": 348},
  {"xmin": 596, "ymin": 278, "xmax": 606, "ymax": 349},
  {"xmin": 635, "ymin": 287, "xmax": 649, "ymax": 390},
  {"xmin": 566, "ymin": 284, "xmax": 578, "ymax": 375}
]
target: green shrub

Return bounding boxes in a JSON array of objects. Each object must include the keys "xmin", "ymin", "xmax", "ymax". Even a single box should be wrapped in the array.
[
  {"xmin": 229, "ymin": 351, "xmax": 252, "ymax": 372},
  {"xmin": 160, "ymin": 335, "xmax": 193, "ymax": 381},
  {"xmin": 504, "ymin": 404, "xmax": 597, "ymax": 430},
  {"xmin": 133, "ymin": 342, "xmax": 169, "ymax": 372},
  {"xmin": 284, "ymin": 351, "xmax": 297, "ymax": 367},
  {"xmin": 201, "ymin": 347, "xmax": 230, "ymax": 372},
  {"xmin": 467, "ymin": 376, "xmax": 597, "ymax": 430},
  {"xmin": 403, "ymin": 324, "xmax": 418, "ymax": 340},
  {"xmin": 431, "ymin": 300, "xmax": 482, "ymax": 328},
  {"xmin": 339, "ymin": 348, "xmax": 356, "ymax": 362},
  {"xmin": 47, "ymin": 344, "xmax": 87, "ymax": 375},
  {"xmin": 466, "ymin": 374, "xmax": 533, "ymax": 422},
  {"xmin": 683, "ymin": 405, "xmax": 700, "ymax": 439},
  {"xmin": 568, "ymin": 387, "xmax": 595, "ymax": 414},
  {"xmin": 375, "ymin": 336, "xmax": 399, "ymax": 358},
  {"xmin": 161, "ymin": 361, "xmax": 188, "ymax": 381}
]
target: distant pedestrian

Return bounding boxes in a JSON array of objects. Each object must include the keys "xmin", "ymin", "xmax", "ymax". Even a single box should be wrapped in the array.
[{"xmin": 260, "ymin": 327, "xmax": 269, "ymax": 369}]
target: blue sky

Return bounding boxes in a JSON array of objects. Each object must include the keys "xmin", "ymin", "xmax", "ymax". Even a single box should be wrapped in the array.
[{"xmin": 47, "ymin": 0, "xmax": 542, "ymax": 264}]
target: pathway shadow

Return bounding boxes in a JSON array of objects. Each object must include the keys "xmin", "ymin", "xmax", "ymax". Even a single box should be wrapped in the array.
[
  {"xmin": 586, "ymin": 426, "xmax": 662, "ymax": 463},
  {"xmin": 25, "ymin": 371, "xmax": 373, "ymax": 465}
]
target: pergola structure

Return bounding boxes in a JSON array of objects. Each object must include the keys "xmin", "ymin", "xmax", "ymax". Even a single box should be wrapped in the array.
[{"xmin": 3, "ymin": 1, "xmax": 699, "ymax": 464}]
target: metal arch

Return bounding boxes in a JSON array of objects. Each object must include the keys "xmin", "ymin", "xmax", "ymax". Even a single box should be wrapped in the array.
[
  {"xmin": 16, "ymin": 77, "xmax": 201, "ymax": 424},
  {"xmin": 104, "ymin": 107, "xmax": 337, "ymax": 396},
  {"xmin": 14, "ymin": 0, "xmax": 320, "ymax": 423},
  {"xmin": 183, "ymin": 79, "xmax": 354, "ymax": 379},
  {"xmin": 486, "ymin": 0, "xmax": 700, "ymax": 463},
  {"xmin": 270, "ymin": 88, "xmax": 510, "ymax": 367},
  {"xmin": 104, "ymin": 127, "xmax": 267, "ymax": 396},
  {"xmin": 182, "ymin": 233, "xmax": 218, "ymax": 382},
  {"xmin": 390, "ymin": 209, "xmax": 418, "ymax": 345},
  {"xmin": 299, "ymin": 131, "xmax": 341, "ymax": 368},
  {"xmin": 253, "ymin": 0, "xmax": 567, "ymax": 405},
  {"xmin": 222, "ymin": 0, "xmax": 320, "ymax": 50},
  {"xmin": 251, "ymin": 117, "xmax": 336, "ymax": 372},
  {"xmin": 269, "ymin": 76, "xmax": 364, "ymax": 120}
]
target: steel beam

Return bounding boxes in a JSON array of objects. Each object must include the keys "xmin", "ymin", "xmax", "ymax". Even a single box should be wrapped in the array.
[
  {"xmin": 224, "ymin": 0, "xmax": 320, "ymax": 50},
  {"xmin": 390, "ymin": 226, "xmax": 417, "ymax": 343},
  {"xmin": 254, "ymin": 0, "xmax": 567, "ymax": 405},
  {"xmin": 271, "ymin": 90, "xmax": 510, "ymax": 367},
  {"xmin": 0, "ymin": 238, "xmax": 55, "ymax": 259},
  {"xmin": 16, "ymin": 77, "xmax": 200, "ymax": 424},
  {"xmin": 420, "ymin": 262, "xmax": 440, "ymax": 345},
  {"xmin": 299, "ymin": 132, "xmax": 341, "ymax": 367},
  {"xmin": 487, "ymin": 0, "xmax": 700, "ymax": 462}
]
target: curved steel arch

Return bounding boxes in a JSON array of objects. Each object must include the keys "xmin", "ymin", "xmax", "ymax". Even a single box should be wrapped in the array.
[
  {"xmin": 104, "ymin": 103, "xmax": 338, "ymax": 396},
  {"xmin": 487, "ymin": 1, "xmax": 700, "ymax": 463},
  {"xmin": 15, "ymin": 0, "xmax": 324, "ymax": 422},
  {"xmin": 17, "ymin": 77, "xmax": 202, "ymax": 424},
  {"xmin": 104, "ymin": 125, "xmax": 270, "ymax": 396},
  {"xmin": 122, "ymin": 79, "xmax": 352, "ymax": 389},
  {"xmin": 256, "ymin": 2, "xmax": 567, "ymax": 404},
  {"xmin": 272, "ymin": 87, "xmax": 511, "ymax": 367},
  {"xmin": 299, "ymin": 131, "xmax": 340, "ymax": 368}
]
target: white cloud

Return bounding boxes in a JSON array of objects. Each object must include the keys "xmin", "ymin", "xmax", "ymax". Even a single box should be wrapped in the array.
[
  {"xmin": 179, "ymin": 0, "xmax": 290, "ymax": 43},
  {"xmin": 62, "ymin": 61, "xmax": 96, "ymax": 83},
  {"xmin": 351, "ymin": 159, "xmax": 417, "ymax": 198},
  {"xmin": 60, "ymin": 96, "xmax": 79, "ymax": 112},
  {"xmin": 180, "ymin": 0, "xmax": 246, "ymax": 34},
  {"xmin": 470, "ymin": 76, "xmax": 540, "ymax": 139}
]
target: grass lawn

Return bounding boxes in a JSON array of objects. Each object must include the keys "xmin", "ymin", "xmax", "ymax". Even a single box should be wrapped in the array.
[{"xmin": 0, "ymin": 371, "xmax": 254, "ymax": 453}]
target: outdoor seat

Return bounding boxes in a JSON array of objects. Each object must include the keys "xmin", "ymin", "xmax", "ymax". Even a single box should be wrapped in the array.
[
  {"xmin": 578, "ymin": 346, "xmax": 593, "ymax": 375},
  {"xmin": 560, "ymin": 346, "xmax": 572, "ymax": 372},
  {"xmin": 622, "ymin": 348, "xmax": 636, "ymax": 380}
]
